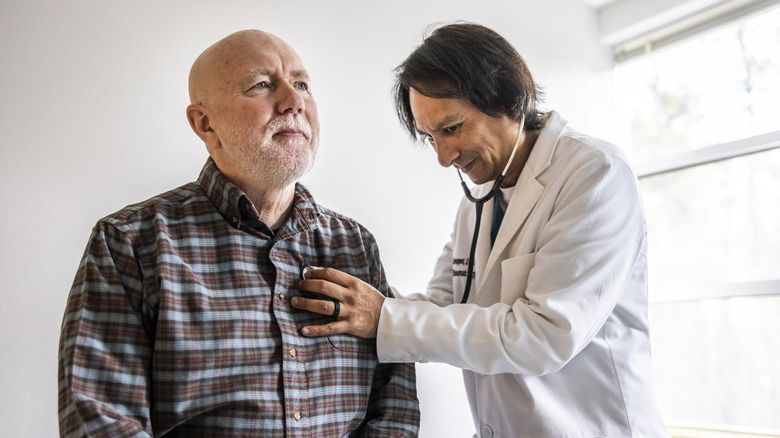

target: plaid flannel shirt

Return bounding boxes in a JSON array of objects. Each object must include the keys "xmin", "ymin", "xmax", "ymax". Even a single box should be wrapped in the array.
[{"xmin": 58, "ymin": 158, "xmax": 420, "ymax": 437}]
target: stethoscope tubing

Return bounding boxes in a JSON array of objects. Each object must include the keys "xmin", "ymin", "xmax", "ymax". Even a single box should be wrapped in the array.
[{"xmin": 457, "ymin": 117, "xmax": 524, "ymax": 304}]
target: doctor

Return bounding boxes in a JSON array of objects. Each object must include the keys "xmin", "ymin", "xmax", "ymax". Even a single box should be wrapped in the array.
[{"xmin": 293, "ymin": 22, "xmax": 669, "ymax": 437}]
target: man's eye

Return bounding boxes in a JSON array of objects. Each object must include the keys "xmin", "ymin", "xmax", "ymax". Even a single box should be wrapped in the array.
[
  {"xmin": 253, "ymin": 81, "xmax": 270, "ymax": 89},
  {"xmin": 294, "ymin": 82, "xmax": 309, "ymax": 91},
  {"xmin": 425, "ymin": 135, "xmax": 436, "ymax": 146},
  {"xmin": 443, "ymin": 124, "xmax": 461, "ymax": 134}
]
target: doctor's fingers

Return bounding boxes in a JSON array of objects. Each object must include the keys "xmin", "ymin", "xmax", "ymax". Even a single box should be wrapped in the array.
[
  {"xmin": 300, "ymin": 320, "xmax": 352, "ymax": 337},
  {"xmin": 301, "ymin": 269, "xmax": 385, "ymax": 306},
  {"xmin": 302, "ymin": 266, "xmax": 357, "ymax": 286},
  {"xmin": 298, "ymin": 277, "xmax": 347, "ymax": 302},
  {"xmin": 290, "ymin": 295, "xmax": 340, "ymax": 317},
  {"xmin": 295, "ymin": 300, "xmax": 379, "ymax": 339}
]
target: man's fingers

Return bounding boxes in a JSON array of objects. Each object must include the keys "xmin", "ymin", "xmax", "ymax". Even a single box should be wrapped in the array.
[
  {"xmin": 295, "ymin": 267, "xmax": 383, "ymax": 339},
  {"xmin": 302, "ymin": 267, "xmax": 353, "ymax": 287},
  {"xmin": 300, "ymin": 321, "xmax": 351, "ymax": 337},
  {"xmin": 297, "ymin": 278, "xmax": 344, "ymax": 301},
  {"xmin": 290, "ymin": 296, "xmax": 337, "ymax": 316}
]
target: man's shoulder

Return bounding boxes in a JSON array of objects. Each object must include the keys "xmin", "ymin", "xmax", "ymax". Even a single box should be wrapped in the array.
[
  {"xmin": 295, "ymin": 184, "xmax": 370, "ymax": 232},
  {"xmin": 312, "ymin": 204, "xmax": 376, "ymax": 238},
  {"xmin": 315, "ymin": 204, "xmax": 365, "ymax": 228},
  {"xmin": 99, "ymin": 181, "xmax": 210, "ymax": 231},
  {"xmin": 552, "ymin": 125, "xmax": 633, "ymax": 174},
  {"xmin": 315, "ymin": 204, "xmax": 355, "ymax": 223}
]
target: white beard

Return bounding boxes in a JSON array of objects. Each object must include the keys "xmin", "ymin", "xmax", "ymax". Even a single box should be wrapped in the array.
[{"xmin": 219, "ymin": 115, "xmax": 319, "ymax": 189}]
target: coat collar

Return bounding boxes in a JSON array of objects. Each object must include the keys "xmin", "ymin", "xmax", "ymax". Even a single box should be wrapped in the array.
[{"xmin": 479, "ymin": 111, "xmax": 567, "ymax": 285}]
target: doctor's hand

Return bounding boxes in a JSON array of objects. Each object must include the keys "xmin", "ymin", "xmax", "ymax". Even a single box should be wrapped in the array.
[{"xmin": 293, "ymin": 268, "xmax": 385, "ymax": 339}]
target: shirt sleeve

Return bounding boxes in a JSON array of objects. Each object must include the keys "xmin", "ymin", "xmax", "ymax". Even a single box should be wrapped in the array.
[
  {"xmin": 377, "ymin": 152, "xmax": 647, "ymax": 376},
  {"xmin": 360, "ymin": 234, "xmax": 420, "ymax": 436},
  {"xmin": 58, "ymin": 221, "xmax": 154, "ymax": 437}
]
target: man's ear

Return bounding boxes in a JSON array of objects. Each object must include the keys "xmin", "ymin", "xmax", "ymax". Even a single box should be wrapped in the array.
[{"xmin": 186, "ymin": 104, "xmax": 220, "ymax": 149}]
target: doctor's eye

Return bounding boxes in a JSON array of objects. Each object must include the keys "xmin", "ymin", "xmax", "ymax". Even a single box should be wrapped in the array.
[
  {"xmin": 294, "ymin": 81, "xmax": 309, "ymax": 91},
  {"xmin": 252, "ymin": 81, "xmax": 270, "ymax": 90},
  {"xmin": 442, "ymin": 123, "xmax": 461, "ymax": 134}
]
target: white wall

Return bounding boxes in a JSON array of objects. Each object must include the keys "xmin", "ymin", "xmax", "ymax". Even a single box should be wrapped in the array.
[{"xmin": 0, "ymin": 0, "xmax": 612, "ymax": 436}]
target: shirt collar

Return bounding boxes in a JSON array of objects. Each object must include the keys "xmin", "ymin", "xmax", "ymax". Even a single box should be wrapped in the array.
[{"xmin": 196, "ymin": 157, "xmax": 321, "ymax": 233}]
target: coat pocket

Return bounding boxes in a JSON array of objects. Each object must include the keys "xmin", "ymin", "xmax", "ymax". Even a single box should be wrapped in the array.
[{"xmin": 499, "ymin": 253, "xmax": 535, "ymax": 304}]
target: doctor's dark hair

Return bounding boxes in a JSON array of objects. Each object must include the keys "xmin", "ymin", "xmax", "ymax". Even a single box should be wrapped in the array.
[{"xmin": 393, "ymin": 22, "xmax": 545, "ymax": 140}]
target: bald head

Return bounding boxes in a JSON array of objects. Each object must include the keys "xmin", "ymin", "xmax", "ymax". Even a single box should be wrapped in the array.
[
  {"xmin": 185, "ymin": 29, "xmax": 319, "ymax": 197},
  {"xmin": 188, "ymin": 30, "xmax": 298, "ymax": 107}
]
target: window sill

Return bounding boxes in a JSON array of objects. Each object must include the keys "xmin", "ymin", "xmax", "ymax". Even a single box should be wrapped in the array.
[{"xmin": 671, "ymin": 425, "xmax": 780, "ymax": 438}]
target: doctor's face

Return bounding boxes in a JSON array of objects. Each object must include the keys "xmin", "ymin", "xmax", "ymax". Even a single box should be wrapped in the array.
[{"xmin": 409, "ymin": 88, "xmax": 521, "ymax": 185}]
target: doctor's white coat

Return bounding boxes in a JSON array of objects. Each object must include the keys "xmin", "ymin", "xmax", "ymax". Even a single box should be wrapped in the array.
[{"xmin": 378, "ymin": 112, "xmax": 669, "ymax": 437}]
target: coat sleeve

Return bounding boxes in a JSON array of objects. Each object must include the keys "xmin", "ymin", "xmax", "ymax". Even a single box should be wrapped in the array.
[
  {"xmin": 377, "ymin": 151, "xmax": 646, "ymax": 376},
  {"xmin": 58, "ymin": 221, "xmax": 154, "ymax": 438},
  {"xmin": 360, "ymin": 232, "xmax": 420, "ymax": 436}
]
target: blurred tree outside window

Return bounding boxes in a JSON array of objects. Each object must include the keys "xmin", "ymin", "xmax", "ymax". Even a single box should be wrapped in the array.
[{"xmin": 614, "ymin": 4, "xmax": 780, "ymax": 433}]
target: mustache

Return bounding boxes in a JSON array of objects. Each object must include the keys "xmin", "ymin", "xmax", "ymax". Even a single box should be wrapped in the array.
[{"xmin": 267, "ymin": 116, "xmax": 312, "ymax": 139}]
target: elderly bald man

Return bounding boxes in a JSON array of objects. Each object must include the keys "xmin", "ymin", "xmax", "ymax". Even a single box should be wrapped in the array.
[{"xmin": 58, "ymin": 29, "xmax": 420, "ymax": 438}]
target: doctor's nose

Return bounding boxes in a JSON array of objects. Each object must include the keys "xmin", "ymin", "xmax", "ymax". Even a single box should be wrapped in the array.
[{"xmin": 434, "ymin": 140, "xmax": 459, "ymax": 168}]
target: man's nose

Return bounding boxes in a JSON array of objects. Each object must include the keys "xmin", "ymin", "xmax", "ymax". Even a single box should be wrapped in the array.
[
  {"xmin": 276, "ymin": 82, "xmax": 306, "ymax": 114},
  {"xmin": 434, "ymin": 140, "xmax": 459, "ymax": 168}
]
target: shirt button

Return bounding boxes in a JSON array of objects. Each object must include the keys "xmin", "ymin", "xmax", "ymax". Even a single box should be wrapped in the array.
[
  {"xmin": 293, "ymin": 411, "xmax": 301, "ymax": 421},
  {"xmin": 480, "ymin": 425, "xmax": 494, "ymax": 437},
  {"xmin": 278, "ymin": 293, "xmax": 285, "ymax": 301},
  {"xmin": 288, "ymin": 348, "xmax": 296, "ymax": 358}
]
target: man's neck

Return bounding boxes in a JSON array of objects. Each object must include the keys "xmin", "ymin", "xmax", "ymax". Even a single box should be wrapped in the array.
[
  {"xmin": 243, "ymin": 183, "xmax": 296, "ymax": 231},
  {"xmin": 502, "ymin": 129, "xmax": 540, "ymax": 188}
]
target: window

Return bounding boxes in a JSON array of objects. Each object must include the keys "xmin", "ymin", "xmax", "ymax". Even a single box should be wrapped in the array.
[{"xmin": 614, "ymin": 2, "xmax": 780, "ymax": 433}]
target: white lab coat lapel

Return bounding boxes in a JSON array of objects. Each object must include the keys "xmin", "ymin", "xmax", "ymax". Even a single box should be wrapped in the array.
[
  {"xmin": 482, "ymin": 173, "xmax": 543, "ymax": 280},
  {"xmin": 480, "ymin": 114, "xmax": 562, "ymax": 290}
]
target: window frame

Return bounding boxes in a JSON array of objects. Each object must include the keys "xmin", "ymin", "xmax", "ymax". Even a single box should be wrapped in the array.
[
  {"xmin": 609, "ymin": 1, "xmax": 780, "ymax": 434},
  {"xmin": 613, "ymin": 1, "xmax": 780, "ymax": 305}
]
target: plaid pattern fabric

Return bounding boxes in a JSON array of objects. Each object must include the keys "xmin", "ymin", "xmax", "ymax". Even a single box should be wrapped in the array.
[{"xmin": 58, "ymin": 158, "xmax": 419, "ymax": 437}]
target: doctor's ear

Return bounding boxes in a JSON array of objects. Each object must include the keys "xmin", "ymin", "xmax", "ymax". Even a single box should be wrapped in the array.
[{"xmin": 186, "ymin": 104, "xmax": 221, "ymax": 149}]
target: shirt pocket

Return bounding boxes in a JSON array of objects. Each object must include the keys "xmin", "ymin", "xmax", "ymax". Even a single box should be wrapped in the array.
[{"xmin": 499, "ymin": 253, "xmax": 536, "ymax": 304}]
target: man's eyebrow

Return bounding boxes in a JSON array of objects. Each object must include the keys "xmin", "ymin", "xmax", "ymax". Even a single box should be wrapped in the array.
[
  {"xmin": 245, "ymin": 69, "xmax": 310, "ymax": 81},
  {"xmin": 415, "ymin": 127, "xmax": 429, "ymax": 137},
  {"xmin": 290, "ymin": 69, "xmax": 311, "ymax": 81},
  {"xmin": 420, "ymin": 114, "xmax": 462, "ymax": 135},
  {"xmin": 246, "ymin": 68, "xmax": 272, "ymax": 79}
]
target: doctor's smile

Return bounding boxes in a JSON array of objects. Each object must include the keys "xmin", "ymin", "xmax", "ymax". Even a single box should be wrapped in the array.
[{"xmin": 457, "ymin": 158, "xmax": 477, "ymax": 173}]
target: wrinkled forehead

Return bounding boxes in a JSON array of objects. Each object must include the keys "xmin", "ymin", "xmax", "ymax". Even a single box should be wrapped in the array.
[
  {"xmin": 226, "ymin": 32, "xmax": 303, "ymax": 71},
  {"xmin": 190, "ymin": 30, "xmax": 307, "ymax": 102}
]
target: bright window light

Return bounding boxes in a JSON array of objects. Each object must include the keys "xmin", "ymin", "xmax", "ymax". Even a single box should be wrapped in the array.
[{"xmin": 614, "ymin": 4, "xmax": 780, "ymax": 432}]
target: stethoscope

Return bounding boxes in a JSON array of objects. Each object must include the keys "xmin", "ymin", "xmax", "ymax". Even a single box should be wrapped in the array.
[{"xmin": 457, "ymin": 117, "xmax": 524, "ymax": 304}]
